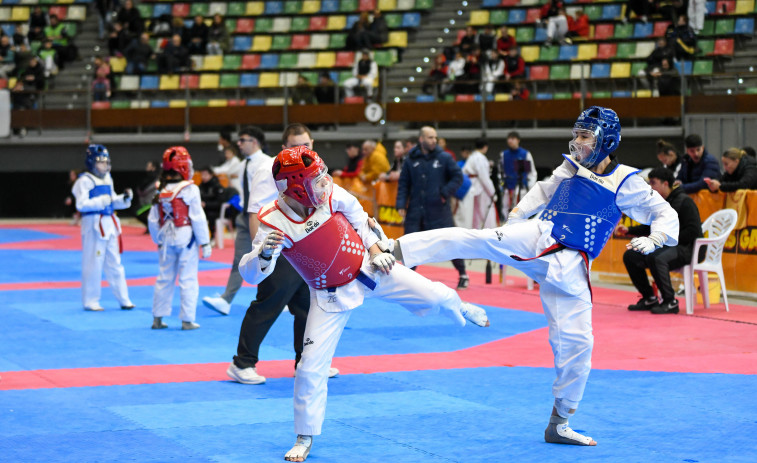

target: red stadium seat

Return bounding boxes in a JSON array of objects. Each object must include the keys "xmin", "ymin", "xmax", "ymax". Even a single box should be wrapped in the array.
[
  {"xmin": 291, "ymin": 34, "xmax": 311, "ymax": 49},
  {"xmin": 241, "ymin": 54, "xmax": 261, "ymax": 70},
  {"xmin": 172, "ymin": 3, "xmax": 190, "ymax": 17},
  {"xmin": 359, "ymin": 0, "xmax": 376, "ymax": 11},
  {"xmin": 310, "ymin": 16, "xmax": 328, "ymax": 31},
  {"xmin": 455, "ymin": 94, "xmax": 476, "ymax": 102},
  {"xmin": 596, "ymin": 43, "xmax": 617, "ymax": 59},
  {"xmin": 48, "ymin": 6, "xmax": 68, "ymax": 20},
  {"xmin": 715, "ymin": 0, "xmax": 735, "ymax": 14},
  {"xmin": 526, "ymin": 8, "xmax": 541, "ymax": 23},
  {"xmin": 593, "ymin": 23, "xmax": 614, "ymax": 40},
  {"xmin": 236, "ymin": 18, "xmax": 254, "ymax": 34},
  {"xmin": 529, "ymin": 65, "xmax": 550, "ymax": 80},
  {"xmin": 344, "ymin": 96, "xmax": 365, "ymax": 103},
  {"xmin": 653, "ymin": 21, "xmax": 670, "ymax": 37},
  {"xmin": 335, "ymin": 51, "xmax": 355, "ymax": 67},
  {"xmin": 713, "ymin": 38, "xmax": 734, "ymax": 55},
  {"xmin": 180, "ymin": 74, "xmax": 199, "ymax": 89}
]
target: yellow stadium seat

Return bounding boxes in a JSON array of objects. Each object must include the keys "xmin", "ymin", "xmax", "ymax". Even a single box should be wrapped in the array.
[
  {"xmin": 8, "ymin": 77, "xmax": 17, "ymax": 88},
  {"xmin": 208, "ymin": 99, "xmax": 228, "ymax": 107},
  {"xmin": 494, "ymin": 93, "xmax": 511, "ymax": 101},
  {"xmin": 159, "ymin": 75, "xmax": 180, "ymax": 90},
  {"xmin": 468, "ymin": 10, "xmax": 489, "ymax": 26},
  {"xmin": 610, "ymin": 62, "xmax": 631, "ymax": 78},
  {"xmin": 302, "ymin": 0, "xmax": 321, "ymax": 14},
  {"xmin": 11, "ymin": 6, "xmax": 29, "ymax": 21},
  {"xmin": 169, "ymin": 100, "xmax": 188, "ymax": 108},
  {"xmin": 110, "ymin": 56, "xmax": 127, "ymax": 73},
  {"xmin": 378, "ymin": 0, "xmax": 397, "ymax": 11},
  {"xmin": 520, "ymin": 45, "xmax": 540, "ymax": 62},
  {"xmin": 202, "ymin": 55, "xmax": 223, "ymax": 71},
  {"xmin": 735, "ymin": 0, "xmax": 754, "ymax": 14},
  {"xmin": 252, "ymin": 35, "xmax": 272, "ymax": 52},
  {"xmin": 635, "ymin": 89, "xmax": 653, "ymax": 98},
  {"xmin": 58, "ymin": 0, "xmax": 75, "ymax": 4},
  {"xmin": 327, "ymin": 15, "xmax": 347, "ymax": 30},
  {"xmin": 199, "ymin": 73, "xmax": 220, "ymax": 89},
  {"xmin": 385, "ymin": 31, "xmax": 407, "ymax": 47},
  {"xmin": 576, "ymin": 43, "xmax": 597, "ymax": 61},
  {"xmin": 259, "ymin": 72, "xmax": 280, "ymax": 88},
  {"xmin": 246, "ymin": 1, "xmax": 265, "ymax": 15},
  {"xmin": 316, "ymin": 51, "xmax": 336, "ymax": 67}
]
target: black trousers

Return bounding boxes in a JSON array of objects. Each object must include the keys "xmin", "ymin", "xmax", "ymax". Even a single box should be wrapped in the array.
[
  {"xmin": 623, "ymin": 245, "xmax": 689, "ymax": 302},
  {"xmin": 233, "ymin": 257, "xmax": 310, "ymax": 370}
]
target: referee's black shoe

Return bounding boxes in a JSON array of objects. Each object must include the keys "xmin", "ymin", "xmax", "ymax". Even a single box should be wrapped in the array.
[
  {"xmin": 628, "ymin": 296, "xmax": 658, "ymax": 311},
  {"xmin": 651, "ymin": 299, "xmax": 680, "ymax": 314}
]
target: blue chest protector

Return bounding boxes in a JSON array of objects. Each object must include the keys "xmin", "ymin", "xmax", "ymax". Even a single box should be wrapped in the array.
[
  {"xmin": 84, "ymin": 183, "xmax": 114, "ymax": 216},
  {"xmin": 539, "ymin": 155, "xmax": 639, "ymax": 259},
  {"xmin": 501, "ymin": 147, "xmax": 529, "ymax": 190}
]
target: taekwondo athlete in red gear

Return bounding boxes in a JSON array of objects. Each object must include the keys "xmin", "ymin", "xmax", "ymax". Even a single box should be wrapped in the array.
[
  {"xmin": 394, "ymin": 106, "xmax": 680, "ymax": 446},
  {"xmin": 148, "ymin": 147, "xmax": 212, "ymax": 330},
  {"xmin": 238, "ymin": 146, "xmax": 490, "ymax": 462},
  {"xmin": 72, "ymin": 144, "xmax": 135, "ymax": 312}
]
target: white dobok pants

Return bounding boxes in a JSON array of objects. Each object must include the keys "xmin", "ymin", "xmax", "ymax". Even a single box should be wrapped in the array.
[
  {"xmin": 152, "ymin": 242, "xmax": 200, "ymax": 322},
  {"xmin": 81, "ymin": 225, "xmax": 131, "ymax": 309}
]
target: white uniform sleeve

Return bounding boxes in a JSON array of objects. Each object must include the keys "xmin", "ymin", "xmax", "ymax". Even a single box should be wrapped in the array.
[
  {"xmin": 110, "ymin": 175, "xmax": 132, "ymax": 211},
  {"xmin": 514, "ymin": 159, "xmax": 576, "ymax": 218},
  {"xmin": 184, "ymin": 184, "xmax": 211, "ymax": 246},
  {"xmin": 616, "ymin": 174, "xmax": 680, "ymax": 246},
  {"xmin": 147, "ymin": 204, "xmax": 161, "ymax": 245},
  {"xmin": 247, "ymin": 161, "xmax": 278, "ymax": 215},
  {"xmin": 526, "ymin": 151, "xmax": 537, "ymax": 189},
  {"xmin": 331, "ymin": 185, "xmax": 379, "ymax": 251},
  {"xmin": 239, "ymin": 223, "xmax": 290, "ymax": 285},
  {"xmin": 73, "ymin": 175, "xmax": 109, "ymax": 212}
]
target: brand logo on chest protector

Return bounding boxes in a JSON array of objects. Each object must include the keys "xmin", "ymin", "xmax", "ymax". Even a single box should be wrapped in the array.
[
  {"xmin": 305, "ymin": 220, "xmax": 320, "ymax": 233},
  {"xmin": 589, "ymin": 173, "xmax": 604, "ymax": 184}
]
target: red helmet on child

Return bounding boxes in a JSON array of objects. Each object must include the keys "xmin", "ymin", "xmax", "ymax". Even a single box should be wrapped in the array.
[
  {"xmin": 162, "ymin": 146, "xmax": 193, "ymax": 181},
  {"xmin": 273, "ymin": 145, "xmax": 332, "ymax": 208}
]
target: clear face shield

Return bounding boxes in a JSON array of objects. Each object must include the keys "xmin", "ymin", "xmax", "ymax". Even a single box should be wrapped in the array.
[
  {"xmin": 306, "ymin": 166, "xmax": 333, "ymax": 207},
  {"xmin": 568, "ymin": 126, "xmax": 599, "ymax": 168},
  {"xmin": 93, "ymin": 156, "xmax": 111, "ymax": 178}
]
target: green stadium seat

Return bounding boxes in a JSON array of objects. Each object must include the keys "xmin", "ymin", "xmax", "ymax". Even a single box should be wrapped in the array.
[
  {"xmin": 190, "ymin": 3, "xmax": 209, "ymax": 16},
  {"xmin": 341, "ymin": 0, "xmax": 358, "ymax": 11},
  {"xmin": 272, "ymin": 35, "xmax": 292, "ymax": 50},
  {"xmin": 220, "ymin": 73, "xmax": 240, "ymax": 88},
  {"xmin": 698, "ymin": 39, "xmax": 715, "ymax": 55},
  {"xmin": 222, "ymin": 54, "xmax": 242, "ymax": 70},
  {"xmin": 516, "ymin": 27, "xmax": 534, "ymax": 43},
  {"xmin": 136, "ymin": 4, "xmax": 152, "ymax": 18},
  {"xmin": 374, "ymin": 49, "xmax": 395, "ymax": 66},
  {"xmin": 614, "ymin": 23, "xmax": 633, "ymax": 39},
  {"xmin": 554, "ymin": 92, "xmax": 572, "ymax": 100},
  {"xmin": 292, "ymin": 16, "xmax": 310, "ymax": 31},
  {"xmin": 415, "ymin": 0, "xmax": 433, "ymax": 9},
  {"xmin": 539, "ymin": 44, "xmax": 559, "ymax": 61},
  {"xmin": 615, "ymin": 42, "xmax": 636, "ymax": 59},
  {"xmin": 715, "ymin": 19, "xmax": 735, "ymax": 35},
  {"xmin": 329, "ymin": 33, "xmax": 347, "ymax": 49},
  {"xmin": 227, "ymin": 2, "xmax": 246, "ymax": 16},
  {"xmin": 111, "ymin": 100, "xmax": 131, "ymax": 109},
  {"xmin": 255, "ymin": 17, "xmax": 273, "ymax": 33},
  {"xmin": 301, "ymin": 71, "xmax": 319, "ymax": 85},
  {"xmin": 550, "ymin": 64, "xmax": 570, "ymax": 80},
  {"xmin": 592, "ymin": 91, "xmax": 611, "ymax": 98},
  {"xmin": 285, "ymin": 1, "xmax": 303, "ymax": 14},
  {"xmin": 584, "ymin": 5, "xmax": 602, "ymax": 20},
  {"xmin": 701, "ymin": 19, "xmax": 715, "ymax": 36},
  {"xmin": 631, "ymin": 61, "xmax": 646, "ymax": 76},
  {"xmin": 279, "ymin": 53, "xmax": 299, "ymax": 68},
  {"xmin": 385, "ymin": 13, "xmax": 402, "ymax": 28},
  {"xmin": 489, "ymin": 9, "xmax": 508, "ymax": 25},
  {"xmin": 693, "ymin": 60, "xmax": 713, "ymax": 75}
]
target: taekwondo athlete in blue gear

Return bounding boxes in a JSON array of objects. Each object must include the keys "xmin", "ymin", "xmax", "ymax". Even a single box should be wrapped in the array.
[
  {"xmin": 393, "ymin": 106, "xmax": 680, "ymax": 446},
  {"xmin": 72, "ymin": 144, "xmax": 135, "ymax": 311}
]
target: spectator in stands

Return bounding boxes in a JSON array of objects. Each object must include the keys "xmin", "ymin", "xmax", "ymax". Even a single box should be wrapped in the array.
[
  {"xmin": 207, "ymin": 14, "xmax": 230, "ymax": 55},
  {"xmin": 704, "ymin": 148, "xmax": 757, "ymax": 192},
  {"xmin": 510, "ymin": 80, "xmax": 530, "ymax": 100},
  {"xmin": 344, "ymin": 50, "xmax": 378, "ymax": 99},
  {"xmin": 13, "ymin": 43, "xmax": 33, "ymax": 76},
  {"xmin": 347, "ymin": 11, "xmax": 372, "ymax": 51},
  {"xmin": 446, "ymin": 50, "xmax": 465, "ymax": 94},
  {"xmin": 45, "ymin": 15, "xmax": 77, "ymax": 69},
  {"xmin": 653, "ymin": 57, "xmax": 680, "ymax": 96},
  {"xmin": 478, "ymin": 25, "xmax": 496, "ymax": 54},
  {"xmin": 94, "ymin": 0, "xmax": 113, "ymax": 40},
  {"xmin": 565, "ymin": 9, "xmax": 590, "ymax": 42},
  {"xmin": 503, "ymin": 47, "xmax": 526, "ymax": 86},
  {"xmin": 623, "ymin": 0, "xmax": 655, "ymax": 23},
  {"xmin": 359, "ymin": 140, "xmax": 390, "ymax": 183},
  {"xmin": 13, "ymin": 24, "xmax": 30, "ymax": 50},
  {"xmin": 482, "ymin": 48, "xmax": 504, "ymax": 95},
  {"xmin": 187, "ymin": 15, "xmax": 209, "ymax": 56},
  {"xmin": 158, "ymin": 33, "xmax": 190, "ymax": 74},
  {"xmin": 458, "ymin": 49, "xmax": 481, "ymax": 94},
  {"xmin": 675, "ymin": 133, "xmax": 721, "ymax": 193},
  {"xmin": 620, "ymin": 167, "xmax": 703, "ymax": 315},
  {"xmin": 439, "ymin": 137, "xmax": 457, "ymax": 160},
  {"xmin": 459, "ymin": 26, "xmax": 478, "ymax": 56},
  {"xmin": 198, "ymin": 166, "xmax": 226, "ymax": 242},
  {"xmin": 658, "ymin": 0, "xmax": 687, "ymax": 23},
  {"xmin": 331, "ymin": 142, "xmax": 364, "ymax": 178},
  {"xmin": 665, "ymin": 14, "xmax": 697, "ymax": 60},
  {"xmin": 0, "ymin": 35, "xmax": 15, "ymax": 79},
  {"xmin": 368, "ymin": 9, "xmax": 389, "ymax": 46},
  {"xmin": 125, "ymin": 33, "xmax": 154, "ymax": 75},
  {"xmin": 170, "ymin": 16, "xmax": 188, "ymax": 42},
  {"xmin": 151, "ymin": 14, "xmax": 173, "ymax": 37},
  {"xmin": 544, "ymin": 8, "xmax": 570, "ymax": 45},
  {"xmin": 378, "ymin": 139, "xmax": 410, "ymax": 182},
  {"xmin": 91, "ymin": 57, "xmax": 111, "ymax": 101},
  {"xmin": 423, "ymin": 54, "xmax": 448, "ymax": 96},
  {"xmin": 39, "ymin": 40, "xmax": 58, "ymax": 78},
  {"xmin": 213, "ymin": 146, "xmax": 244, "ymax": 194},
  {"xmin": 314, "ymin": 71, "xmax": 337, "ymax": 104},
  {"xmin": 291, "ymin": 74, "xmax": 316, "ymax": 105},
  {"xmin": 21, "ymin": 55, "xmax": 46, "ymax": 91},
  {"xmin": 11, "ymin": 80, "xmax": 35, "ymax": 113},
  {"xmin": 396, "ymin": 126, "xmax": 469, "ymax": 290},
  {"xmin": 108, "ymin": 22, "xmax": 130, "ymax": 57},
  {"xmin": 640, "ymin": 36, "xmax": 676, "ymax": 89},
  {"xmin": 117, "ymin": 0, "xmax": 144, "ymax": 40},
  {"xmin": 657, "ymin": 139, "xmax": 683, "ymax": 177},
  {"xmin": 688, "ymin": 0, "xmax": 706, "ymax": 34},
  {"xmin": 495, "ymin": 25, "xmax": 517, "ymax": 58},
  {"xmin": 27, "ymin": 5, "xmax": 48, "ymax": 42}
]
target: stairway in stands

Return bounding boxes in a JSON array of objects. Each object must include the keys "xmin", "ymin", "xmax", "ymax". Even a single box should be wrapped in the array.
[{"xmin": 705, "ymin": 34, "xmax": 757, "ymax": 95}]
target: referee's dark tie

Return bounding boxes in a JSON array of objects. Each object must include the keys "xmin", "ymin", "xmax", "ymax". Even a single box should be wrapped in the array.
[{"xmin": 242, "ymin": 157, "xmax": 250, "ymax": 213}]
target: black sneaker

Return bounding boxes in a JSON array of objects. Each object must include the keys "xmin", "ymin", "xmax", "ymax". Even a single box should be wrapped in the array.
[
  {"xmin": 651, "ymin": 299, "xmax": 679, "ymax": 314},
  {"xmin": 628, "ymin": 296, "xmax": 658, "ymax": 311},
  {"xmin": 456, "ymin": 275, "xmax": 470, "ymax": 290}
]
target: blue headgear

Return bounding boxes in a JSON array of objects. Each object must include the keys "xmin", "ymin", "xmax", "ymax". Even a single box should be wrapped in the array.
[
  {"xmin": 570, "ymin": 106, "xmax": 621, "ymax": 168},
  {"xmin": 85, "ymin": 144, "xmax": 111, "ymax": 178}
]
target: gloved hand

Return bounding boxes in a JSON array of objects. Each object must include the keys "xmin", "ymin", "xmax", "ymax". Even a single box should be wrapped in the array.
[
  {"xmin": 627, "ymin": 232, "xmax": 665, "ymax": 255},
  {"xmin": 201, "ymin": 244, "xmax": 212, "ymax": 259},
  {"xmin": 368, "ymin": 217, "xmax": 394, "ymax": 253},
  {"xmin": 260, "ymin": 230, "xmax": 285, "ymax": 258},
  {"xmin": 97, "ymin": 194, "xmax": 112, "ymax": 208},
  {"xmin": 370, "ymin": 252, "xmax": 396, "ymax": 275},
  {"xmin": 123, "ymin": 188, "xmax": 133, "ymax": 201}
]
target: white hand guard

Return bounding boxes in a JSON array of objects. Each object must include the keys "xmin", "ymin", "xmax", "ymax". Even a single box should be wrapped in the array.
[
  {"xmin": 370, "ymin": 252, "xmax": 396, "ymax": 274},
  {"xmin": 369, "ymin": 218, "xmax": 394, "ymax": 253},
  {"xmin": 123, "ymin": 189, "xmax": 133, "ymax": 201},
  {"xmin": 629, "ymin": 232, "xmax": 665, "ymax": 255},
  {"xmin": 201, "ymin": 244, "xmax": 212, "ymax": 259}
]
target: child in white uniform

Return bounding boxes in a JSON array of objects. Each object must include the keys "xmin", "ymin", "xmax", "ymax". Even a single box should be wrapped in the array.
[
  {"xmin": 238, "ymin": 146, "xmax": 490, "ymax": 462},
  {"xmin": 148, "ymin": 146, "xmax": 212, "ymax": 330},
  {"xmin": 72, "ymin": 144, "xmax": 134, "ymax": 311}
]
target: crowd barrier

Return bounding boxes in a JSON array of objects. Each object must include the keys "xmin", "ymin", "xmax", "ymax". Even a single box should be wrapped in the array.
[{"xmin": 344, "ymin": 179, "xmax": 757, "ymax": 297}]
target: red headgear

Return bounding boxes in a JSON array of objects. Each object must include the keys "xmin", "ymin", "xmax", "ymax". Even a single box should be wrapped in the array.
[
  {"xmin": 162, "ymin": 146, "xmax": 193, "ymax": 181},
  {"xmin": 273, "ymin": 145, "xmax": 331, "ymax": 208}
]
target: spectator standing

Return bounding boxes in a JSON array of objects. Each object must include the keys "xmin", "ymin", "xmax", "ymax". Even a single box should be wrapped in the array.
[
  {"xmin": 94, "ymin": 0, "xmax": 113, "ymax": 40},
  {"xmin": 207, "ymin": 14, "xmax": 230, "ymax": 55},
  {"xmin": 396, "ymin": 126, "xmax": 469, "ymax": 290},
  {"xmin": 478, "ymin": 25, "xmax": 496, "ymax": 53},
  {"xmin": 27, "ymin": 6, "xmax": 48, "ymax": 42},
  {"xmin": 653, "ymin": 57, "xmax": 680, "ymax": 96},
  {"xmin": 621, "ymin": 167, "xmax": 703, "ymax": 315},
  {"xmin": 0, "ymin": 35, "xmax": 16, "ymax": 78},
  {"xmin": 331, "ymin": 142, "xmax": 364, "ymax": 178},
  {"xmin": 657, "ymin": 139, "xmax": 683, "ymax": 177},
  {"xmin": 108, "ymin": 22, "xmax": 130, "ymax": 56},
  {"xmin": 343, "ymin": 50, "xmax": 378, "ymax": 99},
  {"xmin": 482, "ymin": 48, "xmax": 504, "ymax": 94},
  {"xmin": 665, "ymin": 14, "xmax": 697, "ymax": 60},
  {"xmin": 704, "ymin": 148, "xmax": 757, "ymax": 192},
  {"xmin": 676, "ymin": 134, "xmax": 721, "ymax": 193},
  {"xmin": 124, "ymin": 33, "xmax": 154, "ymax": 75},
  {"xmin": 347, "ymin": 11, "xmax": 372, "ymax": 50},
  {"xmin": 368, "ymin": 9, "xmax": 389, "ymax": 46},
  {"xmin": 359, "ymin": 140, "xmax": 390, "ymax": 183},
  {"xmin": 500, "ymin": 131, "xmax": 537, "ymax": 213},
  {"xmin": 187, "ymin": 15, "xmax": 209, "ymax": 55},
  {"xmin": 158, "ymin": 33, "xmax": 190, "ymax": 74},
  {"xmin": 91, "ymin": 57, "xmax": 111, "ymax": 101},
  {"xmin": 117, "ymin": 0, "xmax": 144, "ymax": 40}
]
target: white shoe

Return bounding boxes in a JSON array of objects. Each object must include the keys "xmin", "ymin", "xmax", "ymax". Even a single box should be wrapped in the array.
[
  {"xmin": 202, "ymin": 295, "xmax": 230, "ymax": 315},
  {"xmin": 284, "ymin": 435, "xmax": 312, "ymax": 461},
  {"xmin": 181, "ymin": 321, "xmax": 200, "ymax": 330},
  {"xmin": 84, "ymin": 305, "xmax": 104, "ymax": 312},
  {"xmin": 227, "ymin": 362, "xmax": 266, "ymax": 385},
  {"xmin": 460, "ymin": 302, "xmax": 490, "ymax": 327},
  {"xmin": 294, "ymin": 362, "xmax": 340, "ymax": 378},
  {"xmin": 544, "ymin": 415, "xmax": 596, "ymax": 446}
]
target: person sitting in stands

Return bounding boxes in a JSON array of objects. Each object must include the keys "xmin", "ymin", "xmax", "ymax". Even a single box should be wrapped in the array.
[{"xmin": 704, "ymin": 148, "xmax": 757, "ymax": 192}]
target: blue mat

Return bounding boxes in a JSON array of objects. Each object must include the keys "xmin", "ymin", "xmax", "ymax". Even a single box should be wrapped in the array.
[{"xmin": 0, "ymin": 228, "xmax": 64, "ymax": 245}]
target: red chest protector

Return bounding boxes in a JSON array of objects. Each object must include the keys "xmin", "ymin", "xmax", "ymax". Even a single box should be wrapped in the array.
[
  {"xmin": 158, "ymin": 181, "xmax": 192, "ymax": 227},
  {"xmin": 258, "ymin": 201, "xmax": 365, "ymax": 289}
]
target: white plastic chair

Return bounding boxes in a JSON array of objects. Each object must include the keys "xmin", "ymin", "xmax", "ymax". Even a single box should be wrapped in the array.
[
  {"xmin": 214, "ymin": 203, "xmax": 234, "ymax": 249},
  {"xmin": 681, "ymin": 209, "xmax": 738, "ymax": 315}
]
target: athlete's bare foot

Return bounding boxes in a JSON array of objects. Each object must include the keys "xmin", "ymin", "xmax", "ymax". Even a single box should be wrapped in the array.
[{"xmin": 284, "ymin": 435, "xmax": 312, "ymax": 461}]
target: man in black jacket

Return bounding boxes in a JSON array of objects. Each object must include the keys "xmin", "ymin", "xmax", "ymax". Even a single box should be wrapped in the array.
[
  {"xmin": 396, "ymin": 126, "xmax": 469, "ymax": 289},
  {"xmin": 619, "ymin": 167, "xmax": 703, "ymax": 314},
  {"xmin": 676, "ymin": 133, "xmax": 721, "ymax": 193}
]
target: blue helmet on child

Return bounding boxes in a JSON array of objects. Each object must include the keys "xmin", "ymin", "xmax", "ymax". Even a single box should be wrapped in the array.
[
  {"xmin": 85, "ymin": 144, "xmax": 111, "ymax": 178},
  {"xmin": 569, "ymin": 106, "xmax": 621, "ymax": 168}
]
